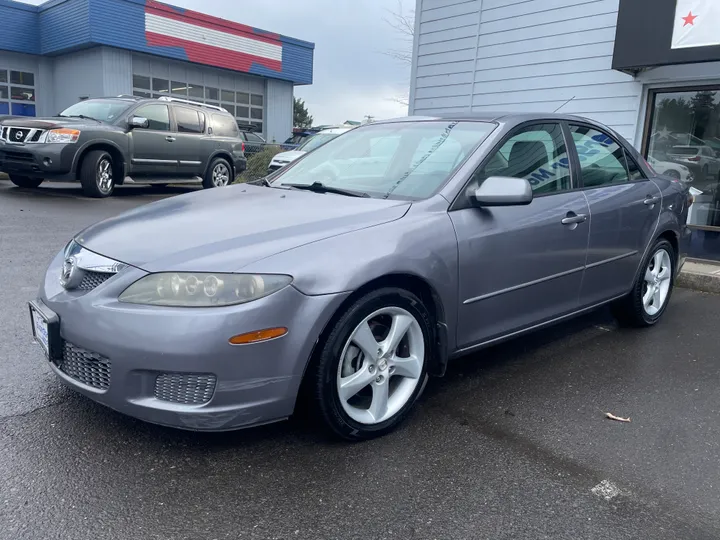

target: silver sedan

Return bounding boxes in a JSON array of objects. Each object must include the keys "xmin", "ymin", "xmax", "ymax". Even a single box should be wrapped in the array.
[{"xmin": 30, "ymin": 113, "xmax": 691, "ymax": 440}]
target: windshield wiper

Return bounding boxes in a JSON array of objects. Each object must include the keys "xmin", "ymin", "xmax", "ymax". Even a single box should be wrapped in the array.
[
  {"xmin": 58, "ymin": 114, "xmax": 101, "ymax": 122},
  {"xmin": 247, "ymin": 177, "xmax": 271, "ymax": 187},
  {"xmin": 282, "ymin": 181, "xmax": 369, "ymax": 198}
]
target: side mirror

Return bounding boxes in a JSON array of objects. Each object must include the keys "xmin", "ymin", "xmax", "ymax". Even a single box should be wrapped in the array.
[
  {"xmin": 129, "ymin": 116, "xmax": 149, "ymax": 129},
  {"xmin": 471, "ymin": 176, "xmax": 533, "ymax": 207}
]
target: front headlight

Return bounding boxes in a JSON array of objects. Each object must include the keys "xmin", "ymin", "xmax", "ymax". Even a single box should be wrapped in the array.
[
  {"xmin": 118, "ymin": 273, "xmax": 292, "ymax": 307},
  {"xmin": 40, "ymin": 128, "xmax": 81, "ymax": 144}
]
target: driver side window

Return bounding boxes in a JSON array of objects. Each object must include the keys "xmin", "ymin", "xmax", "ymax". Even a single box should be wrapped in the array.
[{"xmin": 475, "ymin": 123, "xmax": 571, "ymax": 195}]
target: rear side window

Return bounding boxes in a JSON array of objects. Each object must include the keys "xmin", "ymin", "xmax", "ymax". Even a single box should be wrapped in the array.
[
  {"xmin": 174, "ymin": 106, "xmax": 203, "ymax": 134},
  {"xmin": 570, "ymin": 125, "xmax": 629, "ymax": 188},
  {"xmin": 212, "ymin": 114, "xmax": 239, "ymax": 137},
  {"xmin": 245, "ymin": 132, "xmax": 264, "ymax": 143}
]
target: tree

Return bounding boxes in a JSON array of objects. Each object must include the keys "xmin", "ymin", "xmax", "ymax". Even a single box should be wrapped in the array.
[
  {"xmin": 294, "ymin": 97, "xmax": 313, "ymax": 128},
  {"xmin": 381, "ymin": 0, "xmax": 414, "ymax": 107}
]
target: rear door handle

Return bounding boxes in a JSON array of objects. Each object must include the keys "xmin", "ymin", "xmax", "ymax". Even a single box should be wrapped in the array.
[
  {"xmin": 165, "ymin": 136, "xmax": 176, "ymax": 142},
  {"xmin": 561, "ymin": 213, "xmax": 588, "ymax": 225},
  {"xmin": 644, "ymin": 196, "xmax": 660, "ymax": 206}
]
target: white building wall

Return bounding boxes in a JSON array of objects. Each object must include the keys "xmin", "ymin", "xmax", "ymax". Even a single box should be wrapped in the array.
[{"xmin": 410, "ymin": 0, "xmax": 647, "ymax": 143}]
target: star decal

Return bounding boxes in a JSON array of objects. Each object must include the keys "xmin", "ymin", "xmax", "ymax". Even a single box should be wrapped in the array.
[{"xmin": 682, "ymin": 11, "xmax": 698, "ymax": 26}]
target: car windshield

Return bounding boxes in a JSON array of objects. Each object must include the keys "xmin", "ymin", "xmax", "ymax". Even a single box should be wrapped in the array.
[
  {"xmin": 298, "ymin": 132, "xmax": 344, "ymax": 152},
  {"xmin": 58, "ymin": 99, "xmax": 132, "ymax": 123},
  {"xmin": 272, "ymin": 121, "xmax": 496, "ymax": 200}
]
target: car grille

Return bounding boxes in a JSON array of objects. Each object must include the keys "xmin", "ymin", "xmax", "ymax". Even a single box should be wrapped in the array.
[
  {"xmin": 154, "ymin": 373, "xmax": 217, "ymax": 405},
  {"xmin": 78, "ymin": 270, "xmax": 114, "ymax": 291},
  {"xmin": 57, "ymin": 342, "xmax": 111, "ymax": 390},
  {"xmin": 0, "ymin": 126, "xmax": 45, "ymax": 144},
  {"xmin": 1, "ymin": 150, "xmax": 34, "ymax": 162}
]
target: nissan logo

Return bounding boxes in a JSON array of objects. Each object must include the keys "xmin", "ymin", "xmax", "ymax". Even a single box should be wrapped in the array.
[{"xmin": 15, "ymin": 131, "xmax": 23, "ymax": 141}]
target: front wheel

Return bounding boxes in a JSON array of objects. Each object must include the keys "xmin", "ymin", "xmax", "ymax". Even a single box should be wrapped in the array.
[
  {"xmin": 203, "ymin": 158, "xmax": 233, "ymax": 189},
  {"xmin": 80, "ymin": 150, "xmax": 115, "ymax": 198},
  {"xmin": 10, "ymin": 175, "xmax": 43, "ymax": 189},
  {"xmin": 612, "ymin": 239, "xmax": 675, "ymax": 327},
  {"xmin": 311, "ymin": 288, "xmax": 432, "ymax": 440}
]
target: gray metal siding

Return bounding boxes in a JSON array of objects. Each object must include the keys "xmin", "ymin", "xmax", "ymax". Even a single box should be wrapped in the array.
[
  {"xmin": 265, "ymin": 79, "xmax": 293, "ymax": 144},
  {"xmin": 101, "ymin": 47, "xmax": 132, "ymax": 97},
  {"xmin": 410, "ymin": 0, "xmax": 645, "ymax": 142},
  {"xmin": 52, "ymin": 48, "xmax": 105, "ymax": 113}
]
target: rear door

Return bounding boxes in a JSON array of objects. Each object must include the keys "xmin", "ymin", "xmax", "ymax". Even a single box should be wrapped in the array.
[
  {"xmin": 450, "ymin": 122, "xmax": 590, "ymax": 348},
  {"xmin": 568, "ymin": 123, "xmax": 661, "ymax": 307},
  {"xmin": 128, "ymin": 103, "xmax": 177, "ymax": 177},
  {"xmin": 170, "ymin": 105, "xmax": 206, "ymax": 177}
]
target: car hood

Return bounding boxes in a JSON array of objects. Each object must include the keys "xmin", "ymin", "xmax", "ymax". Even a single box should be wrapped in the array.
[
  {"xmin": 272, "ymin": 150, "xmax": 306, "ymax": 163},
  {"xmin": 76, "ymin": 184, "xmax": 411, "ymax": 273},
  {"xmin": 0, "ymin": 116, "xmax": 106, "ymax": 130}
]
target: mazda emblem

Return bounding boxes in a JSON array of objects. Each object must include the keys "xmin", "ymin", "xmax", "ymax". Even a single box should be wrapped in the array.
[{"xmin": 60, "ymin": 256, "xmax": 82, "ymax": 289}]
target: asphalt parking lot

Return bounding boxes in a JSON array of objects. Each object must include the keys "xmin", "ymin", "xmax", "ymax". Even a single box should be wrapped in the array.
[{"xmin": 1, "ymin": 180, "xmax": 720, "ymax": 540}]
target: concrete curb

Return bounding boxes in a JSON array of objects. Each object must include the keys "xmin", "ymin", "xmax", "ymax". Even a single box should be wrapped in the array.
[{"xmin": 677, "ymin": 261, "xmax": 720, "ymax": 294}]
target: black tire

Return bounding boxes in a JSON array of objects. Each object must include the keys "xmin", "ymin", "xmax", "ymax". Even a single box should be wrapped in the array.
[
  {"xmin": 310, "ymin": 287, "xmax": 433, "ymax": 441},
  {"xmin": 203, "ymin": 157, "xmax": 233, "ymax": 189},
  {"xmin": 80, "ymin": 150, "xmax": 115, "ymax": 198},
  {"xmin": 10, "ymin": 175, "xmax": 43, "ymax": 189},
  {"xmin": 611, "ymin": 239, "xmax": 676, "ymax": 327}
]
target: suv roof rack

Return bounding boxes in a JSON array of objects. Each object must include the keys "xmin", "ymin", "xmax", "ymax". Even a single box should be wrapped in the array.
[
  {"xmin": 116, "ymin": 94, "xmax": 143, "ymax": 100},
  {"xmin": 156, "ymin": 96, "xmax": 227, "ymax": 112}
]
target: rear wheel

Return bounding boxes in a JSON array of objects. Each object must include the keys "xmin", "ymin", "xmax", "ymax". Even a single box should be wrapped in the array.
[
  {"xmin": 203, "ymin": 157, "xmax": 232, "ymax": 189},
  {"xmin": 311, "ymin": 288, "xmax": 432, "ymax": 440},
  {"xmin": 80, "ymin": 150, "xmax": 115, "ymax": 198},
  {"xmin": 612, "ymin": 239, "xmax": 675, "ymax": 327},
  {"xmin": 10, "ymin": 175, "xmax": 43, "ymax": 189}
]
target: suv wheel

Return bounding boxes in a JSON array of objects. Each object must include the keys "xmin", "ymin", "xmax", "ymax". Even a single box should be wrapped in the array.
[
  {"xmin": 80, "ymin": 150, "xmax": 115, "ymax": 198},
  {"xmin": 203, "ymin": 157, "xmax": 232, "ymax": 189},
  {"xmin": 9, "ymin": 175, "xmax": 43, "ymax": 189}
]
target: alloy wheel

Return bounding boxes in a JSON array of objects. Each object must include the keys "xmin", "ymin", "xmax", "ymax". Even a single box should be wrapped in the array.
[
  {"xmin": 642, "ymin": 249, "xmax": 672, "ymax": 316},
  {"xmin": 97, "ymin": 158, "xmax": 113, "ymax": 194},
  {"xmin": 336, "ymin": 307, "xmax": 425, "ymax": 425},
  {"xmin": 212, "ymin": 163, "xmax": 230, "ymax": 187}
]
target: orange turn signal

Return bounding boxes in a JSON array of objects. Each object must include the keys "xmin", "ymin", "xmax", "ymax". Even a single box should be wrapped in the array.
[{"xmin": 229, "ymin": 327, "xmax": 288, "ymax": 345}]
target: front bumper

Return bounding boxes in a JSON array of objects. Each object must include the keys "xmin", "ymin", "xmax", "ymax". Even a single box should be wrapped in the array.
[
  {"xmin": 0, "ymin": 141, "xmax": 76, "ymax": 179},
  {"xmin": 37, "ymin": 250, "xmax": 349, "ymax": 431}
]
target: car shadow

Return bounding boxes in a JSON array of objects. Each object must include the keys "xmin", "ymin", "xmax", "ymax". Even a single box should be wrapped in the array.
[{"xmin": 0, "ymin": 182, "xmax": 199, "ymax": 199}]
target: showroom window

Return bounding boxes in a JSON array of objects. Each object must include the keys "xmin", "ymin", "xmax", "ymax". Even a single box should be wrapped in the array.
[
  {"xmin": 132, "ymin": 72, "xmax": 264, "ymax": 135},
  {"xmin": 644, "ymin": 87, "xmax": 720, "ymax": 230},
  {"xmin": 0, "ymin": 69, "xmax": 36, "ymax": 116}
]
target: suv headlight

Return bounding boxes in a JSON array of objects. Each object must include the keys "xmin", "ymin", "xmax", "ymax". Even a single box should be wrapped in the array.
[
  {"xmin": 40, "ymin": 128, "xmax": 81, "ymax": 144},
  {"xmin": 118, "ymin": 273, "xmax": 292, "ymax": 307}
]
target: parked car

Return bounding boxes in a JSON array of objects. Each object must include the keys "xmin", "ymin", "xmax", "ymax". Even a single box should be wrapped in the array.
[
  {"xmin": 0, "ymin": 96, "xmax": 246, "ymax": 197},
  {"xmin": 667, "ymin": 144, "xmax": 720, "ymax": 187},
  {"xmin": 647, "ymin": 156, "xmax": 694, "ymax": 183},
  {"xmin": 267, "ymin": 127, "xmax": 352, "ymax": 173},
  {"xmin": 30, "ymin": 113, "xmax": 690, "ymax": 440},
  {"xmin": 238, "ymin": 128, "xmax": 266, "ymax": 157}
]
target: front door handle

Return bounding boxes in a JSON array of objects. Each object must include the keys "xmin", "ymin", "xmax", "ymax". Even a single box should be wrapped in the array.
[
  {"xmin": 561, "ymin": 212, "xmax": 588, "ymax": 225},
  {"xmin": 165, "ymin": 136, "xmax": 176, "ymax": 142},
  {"xmin": 644, "ymin": 195, "xmax": 660, "ymax": 206}
]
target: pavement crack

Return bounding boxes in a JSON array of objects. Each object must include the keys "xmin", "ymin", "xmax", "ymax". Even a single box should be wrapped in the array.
[{"xmin": 0, "ymin": 398, "xmax": 73, "ymax": 423}]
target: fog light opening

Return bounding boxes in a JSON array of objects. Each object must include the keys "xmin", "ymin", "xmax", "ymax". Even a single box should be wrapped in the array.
[{"xmin": 229, "ymin": 327, "xmax": 288, "ymax": 345}]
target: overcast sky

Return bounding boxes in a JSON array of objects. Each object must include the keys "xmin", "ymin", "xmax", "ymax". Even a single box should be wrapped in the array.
[{"xmin": 19, "ymin": 0, "xmax": 414, "ymax": 125}]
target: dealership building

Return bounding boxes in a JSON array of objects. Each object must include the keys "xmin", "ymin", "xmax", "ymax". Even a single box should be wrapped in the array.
[
  {"xmin": 0, "ymin": 0, "xmax": 314, "ymax": 143},
  {"xmin": 410, "ymin": 0, "xmax": 720, "ymax": 260}
]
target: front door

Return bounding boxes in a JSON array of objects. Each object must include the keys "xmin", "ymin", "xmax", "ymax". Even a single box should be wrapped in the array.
[
  {"xmin": 568, "ymin": 124, "xmax": 662, "ymax": 307},
  {"xmin": 128, "ymin": 103, "xmax": 178, "ymax": 177},
  {"xmin": 450, "ymin": 122, "xmax": 590, "ymax": 349}
]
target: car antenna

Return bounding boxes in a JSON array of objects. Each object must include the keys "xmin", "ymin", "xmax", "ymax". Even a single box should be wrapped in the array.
[{"xmin": 554, "ymin": 96, "xmax": 576, "ymax": 113}]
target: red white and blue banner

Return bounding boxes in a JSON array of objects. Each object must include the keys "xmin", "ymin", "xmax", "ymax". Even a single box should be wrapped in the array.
[
  {"xmin": 144, "ymin": 0, "xmax": 283, "ymax": 73},
  {"xmin": 671, "ymin": 0, "xmax": 720, "ymax": 49}
]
